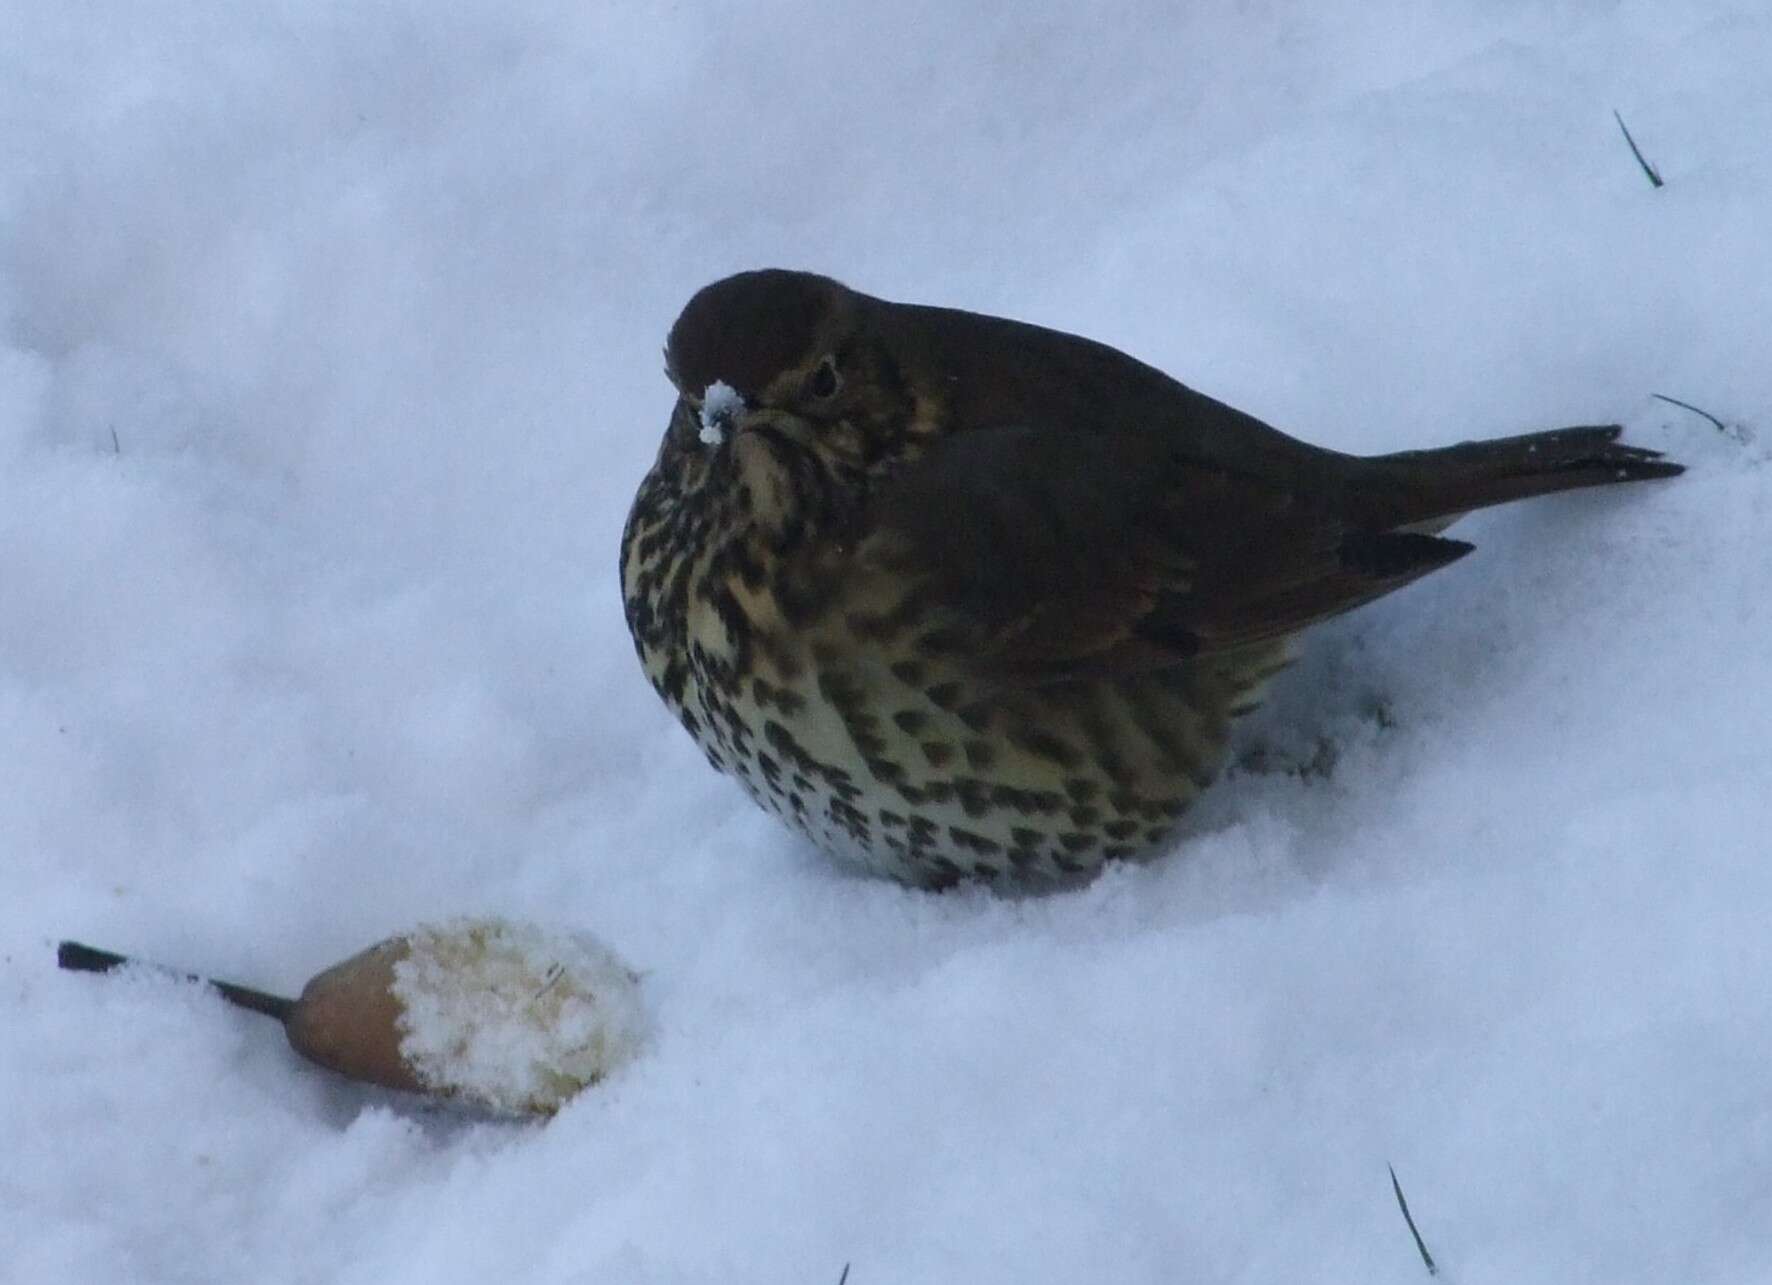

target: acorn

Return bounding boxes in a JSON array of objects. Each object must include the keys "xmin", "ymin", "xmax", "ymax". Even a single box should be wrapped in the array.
[{"xmin": 57, "ymin": 917, "xmax": 648, "ymax": 1116}]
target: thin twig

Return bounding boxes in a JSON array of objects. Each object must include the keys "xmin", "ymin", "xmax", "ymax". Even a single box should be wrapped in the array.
[
  {"xmin": 1650, "ymin": 392, "xmax": 1728, "ymax": 434},
  {"xmin": 57, "ymin": 939, "xmax": 297, "ymax": 1023},
  {"xmin": 837, "ymin": 1265, "xmax": 850, "ymax": 1284},
  {"xmin": 1388, "ymin": 1164, "xmax": 1439, "ymax": 1277},
  {"xmin": 1613, "ymin": 110, "xmax": 1664, "ymax": 188}
]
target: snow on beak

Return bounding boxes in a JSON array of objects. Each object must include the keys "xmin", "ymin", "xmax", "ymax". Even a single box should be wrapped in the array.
[{"xmin": 697, "ymin": 380, "xmax": 745, "ymax": 447}]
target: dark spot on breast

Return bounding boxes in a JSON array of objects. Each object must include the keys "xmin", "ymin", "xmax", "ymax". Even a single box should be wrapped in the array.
[
  {"xmin": 957, "ymin": 702, "xmax": 992, "ymax": 733},
  {"xmin": 962, "ymin": 740, "xmax": 996, "ymax": 769},
  {"xmin": 752, "ymin": 677, "xmax": 807, "ymax": 715},
  {"xmin": 892, "ymin": 709, "xmax": 929, "ymax": 735},
  {"xmin": 920, "ymin": 741, "xmax": 955, "ymax": 768},
  {"xmin": 953, "ymin": 777, "xmax": 992, "ymax": 818},
  {"xmin": 1097, "ymin": 751, "xmax": 1135, "ymax": 786},
  {"xmin": 889, "ymin": 660, "xmax": 926, "ymax": 686},
  {"xmin": 925, "ymin": 682, "xmax": 963, "ymax": 710},
  {"xmin": 986, "ymin": 784, "xmax": 1034, "ymax": 813},
  {"xmin": 865, "ymin": 757, "xmax": 906, "ymax": 783},
  {"xmin": 816, "ymin": 669, "xmax": 865, "ymax": 712},
  {"xmin": 1008, "ymin": 728, "xmax": 1080, "ymax": 769},
  {"xmin": 765, "ymin": 719, "xmax": 797, "ymax": 756},
  {"xmin": 829, "ymin": 796, "xmax": 871, "ymax": 840},
  {"xmin": 947, "ymin": 826, "xmax": 1002, "ymax": 856}
]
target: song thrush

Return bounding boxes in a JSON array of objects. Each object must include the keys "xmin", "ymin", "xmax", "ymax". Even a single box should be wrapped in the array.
[{"xmin": 620, "ymin": 269, "xmax": 1680, "ymax": 889}]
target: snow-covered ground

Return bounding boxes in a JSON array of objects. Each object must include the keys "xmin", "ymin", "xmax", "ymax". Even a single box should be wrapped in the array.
[{"xmin": 4, "ymin": 2, "xmax": 1769, "ymax": 1280}]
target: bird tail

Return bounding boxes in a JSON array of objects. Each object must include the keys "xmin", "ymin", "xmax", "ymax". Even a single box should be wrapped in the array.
[{"xmin": 1351, "ymin": 424, "xmax": 1683, "ymax": 531}]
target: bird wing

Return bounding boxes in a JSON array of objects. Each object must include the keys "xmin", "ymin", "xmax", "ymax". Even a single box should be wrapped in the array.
[{"xmin": 856, "ymin": 423, "xmax": 1470, "ymax": 685}]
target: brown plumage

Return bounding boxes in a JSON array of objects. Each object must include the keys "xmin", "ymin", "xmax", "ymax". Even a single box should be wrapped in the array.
[{"xmin": 620, "ymin": 269, "xmax": 1681, "ymax": 888}]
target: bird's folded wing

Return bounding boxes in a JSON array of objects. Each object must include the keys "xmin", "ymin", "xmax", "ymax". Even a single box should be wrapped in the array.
[{"xmin": 857, "ymin": 424, "xmax": 1470, "ymax": 685}]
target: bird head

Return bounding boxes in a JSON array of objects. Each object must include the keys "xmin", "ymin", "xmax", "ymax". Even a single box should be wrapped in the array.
[{"xmin": 660, "ymin": 270, "xmax": 927, "ymax": 478}]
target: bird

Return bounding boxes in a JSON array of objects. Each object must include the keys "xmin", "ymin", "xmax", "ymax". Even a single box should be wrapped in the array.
[{"xmin": 620, "ymin": 269, "xmax": 1681, "ymax": 889}]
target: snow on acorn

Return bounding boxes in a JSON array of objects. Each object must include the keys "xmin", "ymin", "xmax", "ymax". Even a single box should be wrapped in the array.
[
  {"xmin": 390, "ymin": 918, "xmax": 647, "ymax": 1115},
  {"xmin": 57, "ymin": 918, "xmax": 649, "ymax": 1117}
]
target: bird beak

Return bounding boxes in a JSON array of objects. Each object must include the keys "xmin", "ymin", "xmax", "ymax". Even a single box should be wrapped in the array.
[{"xmin": 701, "ymin": 403, "xmax": 739, "ymax": 447}]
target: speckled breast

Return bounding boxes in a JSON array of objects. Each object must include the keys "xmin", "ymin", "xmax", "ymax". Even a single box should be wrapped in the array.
[{"xmin": 621, "ymin": 442, "xmax": 1290, "ymax": 888}]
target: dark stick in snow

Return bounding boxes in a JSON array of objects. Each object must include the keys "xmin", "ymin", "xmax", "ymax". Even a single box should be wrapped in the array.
[
  {"xmin": 1389, "ymin": 1164, "xmax": 1439, "ymax": 1277},
  {"xmin": 57, "ymin": 939, "xmax": 297, "ymax": 1022},
  {"xmin": 1651, "ymin": 393, "xmax": 1728, "ymax": 435},
  {"xmin": 1613, "ymin": 109, "xmax": 1664, "ymax": 188}
]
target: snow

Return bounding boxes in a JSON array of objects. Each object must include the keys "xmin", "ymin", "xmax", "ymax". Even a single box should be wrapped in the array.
[
  {"xmin": 697, "ymin": 380, "xmax": 742, "ymax": 447},
  {"xmin": 2, "ymin": 1, "xmax": 1768, "ymax": 1281},
  {"xmin": 392, "ymin": 917, "xmax": 648, "ymax": 1116}
]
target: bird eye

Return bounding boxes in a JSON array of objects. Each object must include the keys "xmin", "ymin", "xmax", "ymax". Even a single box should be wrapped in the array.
[{"xmin": 807, "ymin": 355, "xmax": 841, "ymax": 400}]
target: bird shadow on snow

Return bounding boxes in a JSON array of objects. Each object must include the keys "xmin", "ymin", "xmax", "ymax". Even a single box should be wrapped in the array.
[{"xmin": 1167, "ymin": 616, "xmax": 1399, "ymax": 882}]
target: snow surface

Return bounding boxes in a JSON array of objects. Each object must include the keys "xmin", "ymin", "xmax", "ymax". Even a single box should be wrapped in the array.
[{"xmin": 3, "ymin": 1, "xmax": 1769, "ymax": 1281}]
